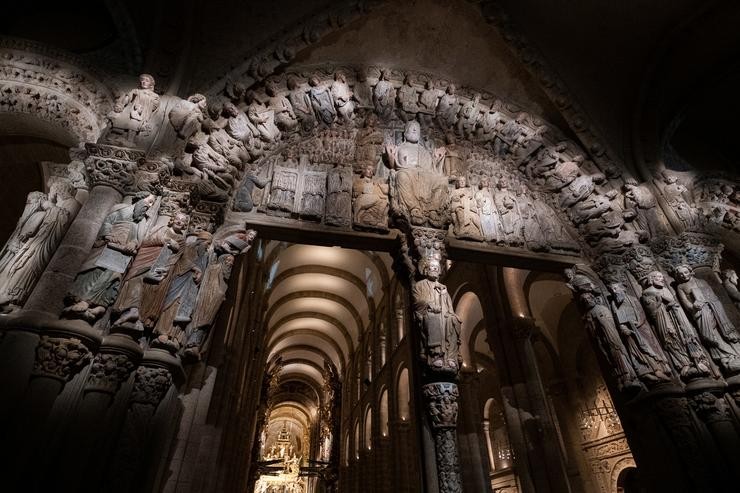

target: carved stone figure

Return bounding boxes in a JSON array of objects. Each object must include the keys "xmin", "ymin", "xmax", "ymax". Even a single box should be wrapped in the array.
[
  {"xmin": 578, "ymin": 291, "xmax": 641, "ymax": 392},
  {"xmin": 169, "ymin": 93, "xmax": 207, "ymax": 141},
  {"xmin": 326, "ymin": 165, "xmax": 352, "ymax": 228},
  {"xmin": 331, "ymin": 72, "xmax": 355, "ymax": 123},
  {"xmin": 476, "ymin": 103, "xmax": 502, "ymax": 142},
  {"xmin": 63, "ymin": 194, "xmax": 157, "ymax": 322},
  {"xmin": 246, "ymin": 90, "xmax": 280, "ymax": 143},
  {"xmin": 222, "ymin": 102, "xmax": 260, "ymax": 153},
  {"xmin": 300, "ymin": 171, "xmax": 327, "ymax": 220},
  {"xmin": 0, "ymin": 180, "xmax": 80, "ymax": 310},
  {"xmin": 287, "ymin": 75, "xmax": 316, "ymax": 131},
  {"xmin": 640, "ymin": 271, "xmax": 712, "ymax": 380},
  {"xmin": 494, "ymin": 113, "xmax": 528, "ymax": 157},
  {"xmin": 110, "ymin": 212, "xmax": 189, "ymax": 333},
  {"xmin": 352, "ymin": 163, "xmax": 389, "ymax": 231},
  {"xmin": 308, "ymin": 75, "xmax": 336, "ymax": 125},
  {"xmin": 457, "ymin": 93, "xmax": 481, "ymax": 138},
  {"xmin": 530, "ymin": 191, "xmax": 577, "ymax": 250},
  {"xmin": 474, "ymin": 176, "xmax": 501, "ymax": 243},
  {"xmin": 373, "ymin": 69, "xmax": 395, "ymax": 119},
  {"xmin": 623, "ymin": 178, "xmax": 667, "ymax": 235},
  {"xmin": 543, "ymin": 154, "xmax": 582, "ymax": 191},
  {"xmin": 449, "ymin": 177, "xmax": 483, "ymax": 241},
  {"xmin": 658, "ymin": 171, "xmax": 696, "ymax": 228},
  {"xmin": 386, "ymin": 121, "xmax": 448, "ymax": 227},
  {"xmin": 607, "ymin": 282, "xmax": 672, "ymax": 383},
  {"xmin": 268, "ymin": 154, "xmax": 300, "ymax": 214},
  {"xmin": 265, "ymin": 80, "xmax": 298, "ymax": 132},
  {"xmin": 674, "ymin": 265, "xmax": 740, "ymax": 373},
  {"xmin": 413, "ymin": 258, "xmax": 461, "ymax": 373},
  {"xmin": 354, "ymin": 113, "xmax": 383, "ymax": 173},
  {"xmin": 722, "ymin": 270, "xmax": 740, "ymax": 310},
  {"xmin": 107, "ymin": 74, "xmax": 160, "ymax": 144},
  {"xmin": 152, "ymin": 231, "xmax": 212, "ymax": 352},
  {"xmin": 437, "ymin": 84, "xmax": 459, "ymax": 128},
  {"xmin": 518, "ymin": 185, "xmax": 546, "ymax": 251},
  {"xmin": 353, "ymin": 69, "xmax": 374, "ymax": 109},
  {"xmin": 441, "ymin": 133, "xmax": 467, "ymax": 182},
  {"xmin": 417, "ymin": 79, "xmax": 439, "ymax": 126},
  {"xmin": 190, "ymin": 133, "xmax": 239, "ymax": 194},
  {"xmin": 184, "ymin": 230, "xmax": 257, "ymax": 361},
  {"xmin": 397, "ymin": 74, "xmax": 419, "ymax": 121},
  {"xmin": 494, "ymin": 179, "xmax": 523, "ymax": 246},
  {"xmin": 234, "ymin": 166, "xmax": 270, "ymax": 212}
]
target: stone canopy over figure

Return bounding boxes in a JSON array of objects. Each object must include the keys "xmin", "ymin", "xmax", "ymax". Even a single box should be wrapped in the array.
[
  {"xmin": 385, "ymin": 121, "xmax": 448, "ymax": 228},
  {"xmin": 413, "ymin": 257, "xmax": 462, "ymax": 373}
]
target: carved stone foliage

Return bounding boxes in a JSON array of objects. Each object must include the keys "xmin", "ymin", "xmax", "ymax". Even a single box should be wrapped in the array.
[
  {"xmin": 32, "ymin": 336, "xmax": 92, "ymax": 382},
  {"xmin": 0, "ymin": 176, "xmax": 81, "ymax": 311},
  {"xmin": 130, "ymin": 366, "xmax": 173, "ymax": 407},
  {"xmin": 0, "ymin": 40, "xmax": 114, "ymax": 143},
  {"xmin": 85, "ymin": 352, "xmax": 136, "ymax": 394}
]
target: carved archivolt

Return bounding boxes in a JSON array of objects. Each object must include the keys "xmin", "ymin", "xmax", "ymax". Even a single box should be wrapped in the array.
[{"xmin": 0, "ymin": 38, "xmax": 115, "ymax": 143}]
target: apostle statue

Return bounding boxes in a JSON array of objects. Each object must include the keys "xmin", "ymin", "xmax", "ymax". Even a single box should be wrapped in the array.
[
  {"xmin": 722, "ymin": 269, "xmax": 740, "ymax": 310},
  {"xmin": 674, "ymin": 265, "xmax": 740, "ymax": 373},
  {"xmin": 308, "ymin": 75, "xmax": 336, "ymax": 126},
  {"xmin": 246, "ymin": 90, "xmax": 281, "ymax": 143},
  {"xmin": 352, "ymin": 163, "xmax": 389, "ymax": 231},
  {"xmin": 0, "ymin": 179, "xmax": 80, "ymax": 310},
  {"xmin": 437, "ymin": 84, "xmax": 459, "ymax": 128},
  {"xmin": 331, "ymin": 71, "xmax": 355, "ymax": 123},
  {"xmin": 63, "ymin": 194, "xmax": 157, "ymax": 322},
  {"xmin": 373, "ymin": 69, "xmax": 395, "ymax": 120},
  {"xmin": 607, "ymin": 282, "xmax": 672, "ymax": 383},
  {"xmin": 183, "ymin": 230, "xmax": 257, "ymax": 361},
  {"xmin": 109, "ymin": 211, "xmax": 189, "ymax": 334},
  {"xmin": 107, "ymin": 73, "xmax": 160, "ymax": 144},
  {"xmin": 474, "ymin": 176, "xmax": 501, "ymax": 243},
  {"xmin": 640, "ymin": 271, "xmax": 712, "ymax": 380},
  {"xmin": 494, "ymin": 179, "xmax": 523, "ymax": 246},
  {"xmin": 413, "ymin": 257, "xmax": 461, "ymax": 373},
  {"xmin": 623, "ymin": 178, "xmax": 668, "ymax": 236},
  {"xmin": 385, "ymin": 121, "xmax": 448, "ymax": 228},
  {"xmin": 578, "ymin": 290, "xmax": 641, "ymax": 392},
  {"xmin": 265, "ymin": 80, "xmax": 298, "ymax": 132},
  {"xmin": 287, "ymin": 75, "xmax": 316, "ymax": 132}
]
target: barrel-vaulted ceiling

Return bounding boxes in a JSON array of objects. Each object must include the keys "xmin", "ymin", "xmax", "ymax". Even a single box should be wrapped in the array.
[{"xmin": 263, "ymin": 242, "xmax": 392, "ymax": 404}]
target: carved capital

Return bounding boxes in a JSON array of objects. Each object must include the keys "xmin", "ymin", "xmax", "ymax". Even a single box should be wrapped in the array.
[
  {"xmin": 84, "ymin": 149, "xmax": 139, "ymax": 194},
  {"xmin": 423, "ymin": 382, "xmax": 459, "ymax": 429},
  {"xmin": 84, "ymin": 352, "xmax": 137, "ymax": 395},
  {"xmin": 32, "ymin": 336, "xmax": 92, "ymax": 383},
  {"xmin": 651, "ymin": 232, "xmax": 723, "ymax": 273},
  {"xmin": 130, "ymin": 366, "xmax": 173, "ymax": 407},
  {"xmin": 690, "ymin": 392, "xmax": 731, "ymax": 425}
]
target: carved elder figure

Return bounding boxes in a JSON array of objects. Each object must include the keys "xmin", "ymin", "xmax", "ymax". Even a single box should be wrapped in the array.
[
  {"xmin": 607, "ymin": 282, "xmax": 672, "ymax": 383},
  {"xmin": 413, "ymin": 258, "xmax": 461, "ymax": 372},
  {"xmin": 108, "ymin": 73, "xmax": 160, "ymax": 143},
  {"xmin": 373, "ymin": 69, "xmax": 396, "ymax": 119},
  {"xmin": 417, "ymin": 79, "xmax": 439, "ymax": 127},
  {"xmin": 308, "ymin": 75, "xmax": 336, "ymax": 125},
  {"xmin": 352, "ymin": 163, "xmax": 389, "ymax": 231},
  {"xmin": 169, "ymin": 93, "xmax": 207, "ymax": 141},
  {"xmin": 437, "ymin": 84, "xmax": 459, "ymax": 128},
  {"xmin": 331, "ymin": 72, "xmax": 355, "ymax": 123},
  {"xmin": 578, "ymin": 291, "xmax": 641, "ymax": 392},
  {"xmin": 658, "ymin": 171, "xmax": 696, "ymax": 228},
  {"xmin": 287, "ymin": 75, "xmax": 316, "ymax": 131},
  {"xmin": 246, "ymin": 90, "xmax": 280, "ymax": 143},
  {"xmin": 674, "ymin": 265, "xmax": 740, "ymax": 373},
  {"xmin": 397, "ymin": 74, "xmax": 419, "ymax": 121},
  {"xmin": 63, "ymin": 194, "xmax": 156, "ymax": 322},
  {"xmin": 640, "ymin": 271, "xmax": 712, "ymax": 380},
  {"xmin": 385, "ymin": 121, "xmax": 448, "ymax": 228},
  {"xmin": 265, "ymin": 80, "xmax": 298, "ymax": 132},
  {"xmin": 494, "ymin": 179, "xmax": 523, "ymax": 246},
  {"xmin": 457, "ymin": 93, "xmax": 481, "ymax": 138},
  {"xmin": 449, "ymin": 176, "xmax": 483, "ymax": 241},
  {"xmin": 474, "ymin": 176, "xmax": 501, "ymax": 243},
  {"xmin": 326, "ymin": 165, "xmax": 352, "ymax": 228},
  {"xmin": 0, "ymin": 180, "xmax": 80, "ymax": 310},
  {"xmin": 623, "ymin": 178, "xmax": 667, "ymax": 236}
]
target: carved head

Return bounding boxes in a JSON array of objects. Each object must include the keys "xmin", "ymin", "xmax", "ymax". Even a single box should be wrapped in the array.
[
  {"xmin": 139, "ymin": 74, "xmax": 155, "ymax": 90},
  {"xmin": 404, "ymin": 121, "xmax": 421, "ymax": 143},
  {"xmin": 723, "ymin": 269, "xmax": 738, "ymax": 284},
  {"xmin": 246, "ymin": 229, "xmax": 258, "ymax": 243},
  {"xmin": 170, "ymin": 212, "xmax": 189, "ymax": 233},
  {"xmin": 478, "ymin": 176, "xmax": 490, "ymax": 189},
  {"xmin": 287, "ymin": 75, "xmax": 302, "ymax": 91},
  {"xmin": 674, "ymin": 264, "xmax": 693, "ymax": 283},
  {"xmin": 645, "ymin": 271, "xmax": 665, "ymax": 288},
  {"xmin": 420, "ymin": 258, "xmax": 441, "ymax": 281},
  {"xmin": 334, "ymin": 71, "xmax": 347, "ymax": 83},
  {"xmin": 133, "ymin": 194, "xmax": 156, "ymax": 221},
  {"xmin": 188, "ymin": 93, "xmax": 207, "ymax": 110},
  {"xmin": 265, "ymin": 80, "xmax": 280, "ymax": 96},
  {"xmin": 579, "ymin": 291, "xmax": 598, "ymax": 309},
  {"xmin": 446, "ymin": 84, "xmax": 456, "ymax": 95},
  {"xmin": 361, "ymin": 163, "xmax": 375, "ymax": 178},
  {"xmin": 496, "ymin": 178, "xmax": 508, "ymax": 190},
  {"xmin": 472, "ymin": 93, "xmax": 481, "ymax": 104},
  {"xmin": 223, "ymin": 102, "xmax": 239, "ymax": 117},
  {"xmin": 444, "ymin": 132, "xmax": 456, "ymax": 145},
  {"xmin": 403, "ymin": 73, "xmax": 412, "ymax": 85},
  {"xmin": 379, "ymin": 69, "xmax": 390, "ymax": 80},
  {"xmin": 308, "ymin": 75, "xmax": 321, "ymax": 87},
  {"xmin": 607, "ymin": 282, "xmax": 627, "ymax": 303},
  {"xmin": 661, "ymin": 170, "xmax": 677, "ymax": 184},
  {"xmin": 457, "ymin": 176, "xmax": 467, "ymax": 188},
  {"xmin": 364, "ymin": 113, "xmax": 378, "ymax": 128},
  {"xmin": 425, "ymin": 79, "xmax": 434, "ymax": 90},
  {"xmin": 49, "ymin": 179, "xmax": 75, "ymax": 201},
  {"xmin": 516, "ymin": 112, "xmax": 528, "ymax": 123}
]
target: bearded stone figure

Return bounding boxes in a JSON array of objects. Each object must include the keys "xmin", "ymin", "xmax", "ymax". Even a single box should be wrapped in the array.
[
  {"xmin": 385, "ymin": 121, "xmax": 448, "ymax": 228},
  {"xmin": 63, "ymin": 194, "xmax": 156, "ymax": 322},
  {"xmin": 607, "ymin": 282, "xmax": 672, "ymax": 383},
  {"xmin": 578, "ymin": 291, "xmax": 641, "ymax": 392},
  {"xmin": 640, "ymin": 270, "xmax": 712, "ymax": 380},
  {"xmin": 109, "ymin": 212, "xmax": 189, "ymax": 334},
  {"xmin": 449, "ymin": 176, "xmax": 483, "ymax": 241},
  {"xmin": 722, "ymin": 269, "xmax": 740, "ymax": 310},
  {"xmin": 183, "ymin": 230, "xmax": 257, "ymax": 361},
  {"xmin": 412, "ymin": 258, "xmax": 461, "ymax": 373},
  {"xmin": 352, "ymin": 163, "xmax": 389, "ymax": 231},
  {"xmin": 674, "ymin": 265, "xmax": 740, "ymax": 374},
  {"xmin": 0, "ymin": 179, "xmax": 80, "ymax": 310}
]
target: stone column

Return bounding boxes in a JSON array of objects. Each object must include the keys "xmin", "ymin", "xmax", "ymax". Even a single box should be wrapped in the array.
[{"xmin": 24, "ymin": 143, "xmax": 141, "ymax": 315}]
